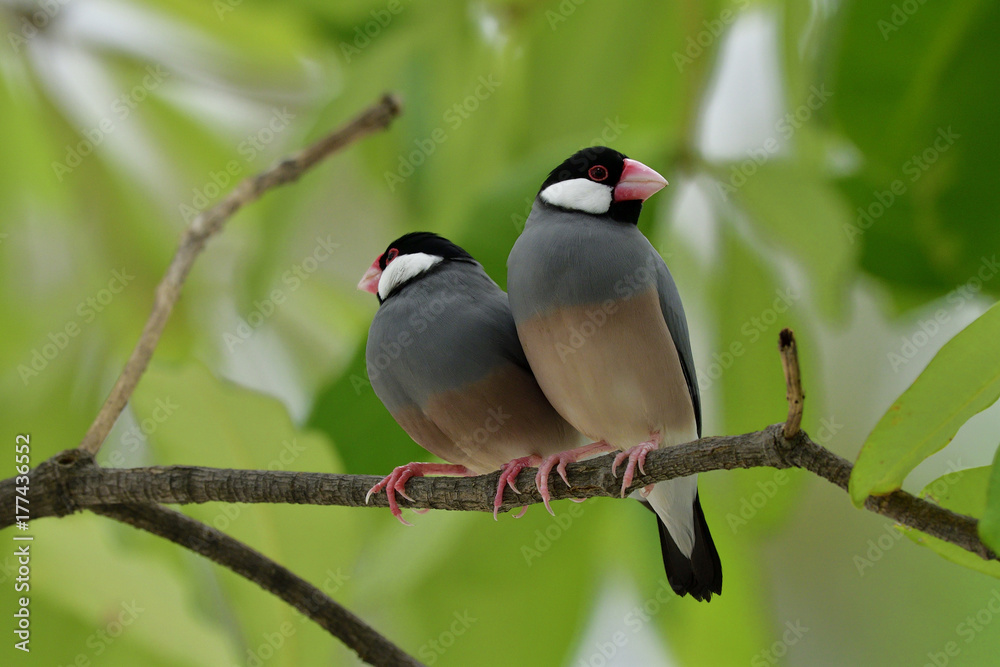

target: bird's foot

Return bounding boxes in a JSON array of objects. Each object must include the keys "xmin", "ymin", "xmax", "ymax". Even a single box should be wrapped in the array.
[
  {"xmin": 494, "ymin": 456, "xmax": 542, "ymax": 520},
  {"xmin": 534, "ymin": 441, "xmax": 614, "ymax": 515},
  {"xmin": 611, "ymin": 436, "xmax": 661, "ymax": 498},
  {"xmin": 365, "ymin": 462, "xmax": 472, "ymax": 526}
]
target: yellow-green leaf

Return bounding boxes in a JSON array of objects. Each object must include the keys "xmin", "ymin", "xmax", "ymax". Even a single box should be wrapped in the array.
[
  {"xmin": 904, "ymin": 466, "xmax": 1000, "ymax": 578},
  {"xmin": 849, "ymin": 301, "xmax": 1000, "ymax": 506},
  {"xmin": 979, "ymin": 445, "xmax": 1000, "ymax": 552}
]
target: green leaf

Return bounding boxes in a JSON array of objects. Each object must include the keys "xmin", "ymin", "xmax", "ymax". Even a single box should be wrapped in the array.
[
  {"xmin": 904, "ymin": 466, "xmax": 1000, "ymax": 579},
  {"xmin": 130, "ymin": 362, "xmax": 354, "ymax": 667},
  {"xmin": 979, "ymin": 445, "xmax": 1000, "ymax": 552},
  {"xmin": 829, "ymin": 0, "xmax": 1000, "ymax": 305},
  {"xmin": 850, "ymin": 301, "xmax": 1000, "ymax": 506}
]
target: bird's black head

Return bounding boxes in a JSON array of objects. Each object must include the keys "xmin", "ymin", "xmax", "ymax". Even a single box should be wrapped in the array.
[
  {"xmin": 358, "ymin": 232, "xmax": 474, "ymax": 303},
  {"xmin": 537, "ymin": 146, "xmax": 667, "ymax": 225},
  {"xmin": 375, "ymin": 232, "xmax": 472, "ymax": 271}
]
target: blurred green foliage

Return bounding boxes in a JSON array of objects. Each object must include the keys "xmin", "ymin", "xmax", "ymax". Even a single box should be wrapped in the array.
[
  {"xmin": 2, "ymin": 0, "xmax": 1000, "ymax": 665},
  {"xmin": 851, "ymin": 301, "xmax": 1000, "ymax": 504}
]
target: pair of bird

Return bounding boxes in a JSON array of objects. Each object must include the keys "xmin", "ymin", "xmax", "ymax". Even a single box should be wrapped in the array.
[{"xmin": 357, "ymin": 147, "xmax": 721, "ymax": 601}]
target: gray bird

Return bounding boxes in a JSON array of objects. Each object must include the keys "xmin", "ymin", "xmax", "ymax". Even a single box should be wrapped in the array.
[
  {"xmin": 506, "ymin": 147, "xmax": 722, "ymax": 600},
  {"xmin": 358, "ymin": 232, "xmax": 582, "ymax": 523}
]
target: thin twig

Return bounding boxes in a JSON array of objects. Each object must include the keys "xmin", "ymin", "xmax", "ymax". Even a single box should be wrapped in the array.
[
  {"xmin": 91, "ymin": 503, "xmax": 424, "ymax": 667},
  {"xmin": 78, "ymin": 93, "xmax": 403, "ymax": 456},
  {"xmin": 779, "ymin": 327, "xmax": 804, "ymax": 439},
  {"xmin": 9, "ymin": 426, "xmax": 993, "ymax": 562}
]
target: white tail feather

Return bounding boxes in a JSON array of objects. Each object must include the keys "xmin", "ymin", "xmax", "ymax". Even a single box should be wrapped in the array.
[{"xmin": 632, "ymin": 474, "xmax": 698, "ymax": 557}]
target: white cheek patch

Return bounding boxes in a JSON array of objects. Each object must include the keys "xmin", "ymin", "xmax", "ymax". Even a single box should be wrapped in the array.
[
  {"xmin": 539, "ymin": 178, "xmax": 613, "ymax": 214},
  {"xmin": 378, "ymin": 252, "xmax": 443, "ymax": 300}
]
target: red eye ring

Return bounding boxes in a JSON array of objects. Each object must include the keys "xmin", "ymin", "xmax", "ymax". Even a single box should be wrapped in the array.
[
  {"xmin": 588, "ymin": 165, "xmax": 609, "ymax": 181},
  {"xmin": 385, "ymin": 248, "xmax": 399, "ymax": 264}
]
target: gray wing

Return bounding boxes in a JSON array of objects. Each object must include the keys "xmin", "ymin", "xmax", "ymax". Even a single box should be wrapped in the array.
[
  {"xmin": 366, "ymin": 261, "xmax": 526, "ymax": 413},
  {"xmin": 653, "ymin": 252, "xmax": 702, "ymax": 437},
  {"xmin": 366, "ymin": 260, "xmax": 578, "ymax": 469}
]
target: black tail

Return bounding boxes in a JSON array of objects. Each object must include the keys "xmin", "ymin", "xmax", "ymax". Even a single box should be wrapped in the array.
[{"xmin": 644, "ymin": 492, "xmax": 722, "ymax": 601}]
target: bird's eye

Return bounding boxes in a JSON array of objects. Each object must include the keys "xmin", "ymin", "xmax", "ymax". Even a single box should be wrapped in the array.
[
  {"xmin": 588, "ymin": 165, "xmax": 609, "ymax": 181},
  {"xmin": 386, "ymin": 248, "xmax": 399, "ymax": 264}
]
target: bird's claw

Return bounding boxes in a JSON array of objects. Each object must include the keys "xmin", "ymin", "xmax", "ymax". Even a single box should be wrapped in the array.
[
  {"xmin": 534, "ymin": 442, "xmax": 614, "ymax": 515},
  {"xmin": 494, "ymin": 456, "xmax": 541, "ymax": 520},
  {"xmin": 366, "ymin": 462, "xmax": 471, "ymax": 525},
  {"xmin": 611, "ymin": 442, "xmax": 658, "ymax": 497}
]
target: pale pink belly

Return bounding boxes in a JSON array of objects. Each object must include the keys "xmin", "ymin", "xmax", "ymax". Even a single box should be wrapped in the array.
[{"xmin": 516, "ymin": 288, "xmax": 697, "ymax": 449}]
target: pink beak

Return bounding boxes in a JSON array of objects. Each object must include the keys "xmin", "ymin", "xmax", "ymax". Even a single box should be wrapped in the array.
[
  {"xmin": 357, "ymin": 258, "xmax": 382, "ymax": 295},
  {"xmin": 614, "ymin": 158, "xmax": 668, "ymax": 202}
]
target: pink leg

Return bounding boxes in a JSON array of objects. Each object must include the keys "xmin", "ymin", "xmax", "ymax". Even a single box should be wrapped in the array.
[
  {"xmin": 494, "ymin": 456, "xmax": 542, "ymax": 520},
  {"xmin": 365, "ymin": 463, "xmax": 473, "ymax": 526},
  {"xmin": 611, "ymin": 433, "xmax": 662, "ymax": 498},
  {"xmin": 534, "ymin": 441, "xmax": 615, "ymax": 515}
]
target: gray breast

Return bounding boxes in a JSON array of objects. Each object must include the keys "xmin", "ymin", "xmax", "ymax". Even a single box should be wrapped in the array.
[
  {"xmin": 507, "ymin": 201, "xmax": 702, "ymax": 436},
  {"xmin": 366, "ymin": 261, "xmax": 525, "ymax": 413},
  {"xmin": 507, "ymin": 204, "xmax": 661, "ymax": 318}
]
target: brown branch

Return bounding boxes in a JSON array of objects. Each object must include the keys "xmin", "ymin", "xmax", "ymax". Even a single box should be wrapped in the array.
[
  {"xmin": 78, "ymin": 93, "xmax": 403, "ymax": 456},
  {"xmin": 91, "ymin": 503, "xmax": 424, "ymax": 667},
  {"xmin": 779, "ymin": 327, "xmax": 804, "ymax": 439},
  {"xmin": 7, "ymin": 425, "xmax": 993, "ymax": 561},
  {"xmin": 61, "ymin": 94, "xmax": 415, "ymax": 665}
]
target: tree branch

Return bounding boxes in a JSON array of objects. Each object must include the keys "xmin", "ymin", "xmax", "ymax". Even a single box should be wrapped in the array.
[
  {"xmin": 78, "ymin": 93, "xmax": 403, "ymax": 456},
  {"xmin": 7, "ymin": 424, "xmax": 994, "ymax": 561},
  {"xmin": 779, "ymin": 327, "xmax": 804, "ymax": 439},
  {"xmin": 14, "ymin": 88, "xmax": 991, "ymax": 667},
  {"xmin": 91, "ymin": 503, "xmax": 424, "ymax": 667},
  {"xmin": 53, "ymin": 94, "xmax": 418, "ymax": 665}
]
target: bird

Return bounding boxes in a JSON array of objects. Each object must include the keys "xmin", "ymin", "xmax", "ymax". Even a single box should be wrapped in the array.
[
  {"xmin": 357, "ymin": 232, "xmax": 585, "ymax": 524},
  {"xmin": 505, "ymin": 146, "xmax": 722, "ymax": 601}
]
